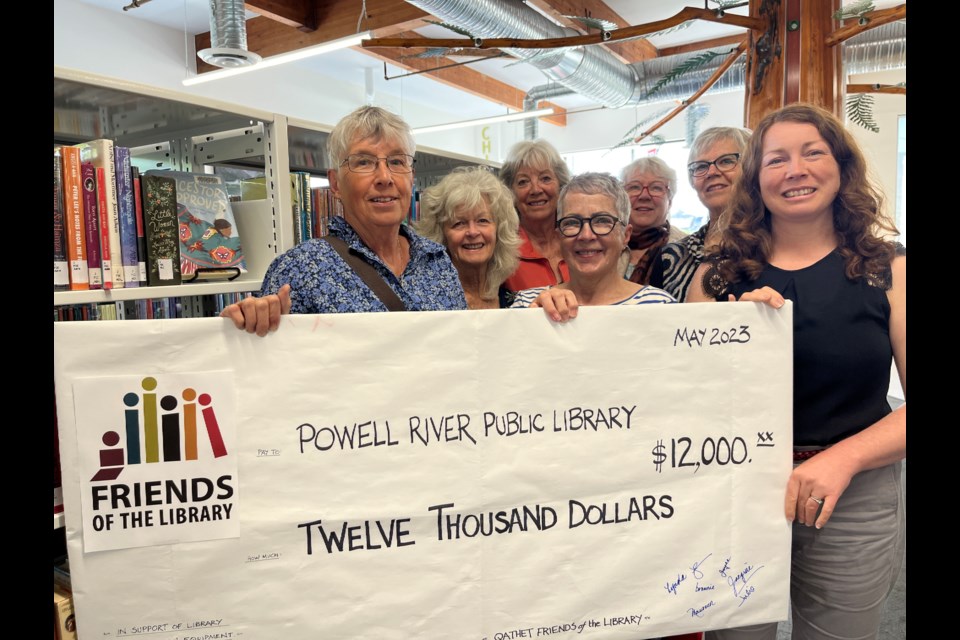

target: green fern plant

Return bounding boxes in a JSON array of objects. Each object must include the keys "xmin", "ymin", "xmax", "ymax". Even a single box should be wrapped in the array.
[
  {"xmin": 608, "ymin": 107, "xmax": 674, "ymax": 153},
  {"xmin": 564, "ymin": 15, "xmax": 618, "ymax": 32},
  {"xmin": 644, "ymin": 49, "xmax": 733, "ymax": 100},
  {"xmin": 423, "ymin": 20, "xmax": 476, "ymax": 39},
  {"xmin": 846, "ymin": 93, "xmax": 880, "ymax": 133},
  {"xmin": 833, "ymin": 0, "xmax": 874, "ymax": 21}
]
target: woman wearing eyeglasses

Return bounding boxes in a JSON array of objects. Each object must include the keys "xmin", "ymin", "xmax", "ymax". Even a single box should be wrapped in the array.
[
  {"xmin": 510, "ymin": 172, "xmax": 675, "ymax": 309},
  {"xmin": 618, "ymin": 157, "xmax": 687, "ymax": 287},
  {"xmin": 658, "ymin": 127, "xmax": 752, "ymax": 302},
  {"xmin": 221, "ymin": 105, "xmax": 467, "ymax": 334}
]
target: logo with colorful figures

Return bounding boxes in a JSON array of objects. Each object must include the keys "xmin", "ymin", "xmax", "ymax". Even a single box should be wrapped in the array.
[{"xmin": 92, "ymin": 376, "xmax": 229, "ymax": 481}]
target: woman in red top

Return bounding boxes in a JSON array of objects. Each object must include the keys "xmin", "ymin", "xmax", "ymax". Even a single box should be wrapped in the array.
[{"xmin": 500, "ymin": 139, "xmax": 572, "ymax": 293}]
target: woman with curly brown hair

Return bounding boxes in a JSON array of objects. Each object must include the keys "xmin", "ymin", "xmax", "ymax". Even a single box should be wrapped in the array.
[{"xmin": 688, "ymin": 103, "xmax": 905, "ymax": 640}]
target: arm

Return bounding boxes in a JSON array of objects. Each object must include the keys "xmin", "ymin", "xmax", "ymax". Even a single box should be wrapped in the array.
[
  {"xmin": 788, "ymin": 255, "xmax": 906, "ymax": 528},
  {"xmin": 220, "ymin": 284, "xmax": 292, "ymax": 337}
]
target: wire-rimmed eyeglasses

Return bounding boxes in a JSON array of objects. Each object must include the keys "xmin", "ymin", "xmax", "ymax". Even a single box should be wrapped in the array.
[
  {"xmin": 687, "ymin": 153, "xmax": 741, "ymax": 177},
  {"xmin": 340, "ymin": 154, "xmax": 416, "ymax": 174},
  {"xmin": 624, "ymin": 182, "xmax": 670, "ymax": 198},
  {"xmin": 557, "ymin": 214, "xmax": 622, "ymax": 237}
]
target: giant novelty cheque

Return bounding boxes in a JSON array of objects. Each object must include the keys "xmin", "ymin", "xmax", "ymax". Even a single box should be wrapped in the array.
[{"xmin": 54, "ymin": 302, "xmax": 793, "ymax": 639}]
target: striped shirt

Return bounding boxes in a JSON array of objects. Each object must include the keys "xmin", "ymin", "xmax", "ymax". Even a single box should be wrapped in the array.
[{"xmin": 509, "ymin": 285, "xmax": 676, "ymax": 308}]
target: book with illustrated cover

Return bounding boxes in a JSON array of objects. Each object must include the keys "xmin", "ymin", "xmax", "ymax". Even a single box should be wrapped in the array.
[
  {"xmin": 146, "ymin": 170, "xmax": 246, "ymax": 278},
  {"xmin": 140, "ymin": 174, "xmax": 182, "ymax": 286}
]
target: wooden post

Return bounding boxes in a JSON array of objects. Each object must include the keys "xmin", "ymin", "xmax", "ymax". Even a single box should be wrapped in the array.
[
  {"xmin": 798, "ymin": 0, "xmax": 843, "ymax": 117},
  {"xmin": 744, "ymin": 0, "xmax": 785, "ymax": 131}
]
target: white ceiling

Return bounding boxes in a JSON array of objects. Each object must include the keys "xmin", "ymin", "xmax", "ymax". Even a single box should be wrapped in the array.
[{"xmin": 72, "ymin": 0, "xmax": 902, "ymax": 119}]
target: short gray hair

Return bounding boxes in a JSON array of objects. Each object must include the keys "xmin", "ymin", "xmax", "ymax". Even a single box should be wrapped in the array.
[
  {"xmin": 687, "ymin": 126, "xmax": 752, "ymax": 184},
  {"xmin": 500, "ymin": 139, "xmax": 571, "ymax": 193},
  {"xmin": 327, "ymin": 105, "xmax": 416, "ymax": 169},
  {"xmin": 620, "ymin": 156, "xmax": 677, "ymax": 198},
  {"xmin": 415, "ymin": 166, "xmax": 521, "ymax": 299},
  {"xmin": 557, "ymin": 172, "xmax": 631, "ymax": 225}
]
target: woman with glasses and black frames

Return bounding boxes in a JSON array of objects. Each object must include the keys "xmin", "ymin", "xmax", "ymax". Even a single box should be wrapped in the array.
[
  {"xmin": 658, "ymin": 127, "xmax": 752, "ymax": 302},
  {"xmin": 510, "ymin": 172, "xmax": 675, "ymax": 311},
  {"xmin": 618, "ymin": 156, "xmax": 687, "ymax": 287},
  {"xmin": 222, "ymin": 105, "xmax": 466, "ymax": 334}
]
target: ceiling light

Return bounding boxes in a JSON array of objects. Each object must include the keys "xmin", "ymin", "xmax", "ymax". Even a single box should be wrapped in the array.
[
  {"xmin": 411, "ymin": 108, "xmax": 557, "ymax": 135},
  {"xmin": 183, "ymin": 32, "xmax": 372, "ymax": 86}
]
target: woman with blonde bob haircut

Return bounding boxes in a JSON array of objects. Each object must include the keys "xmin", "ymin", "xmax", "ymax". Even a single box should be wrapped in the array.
[
  {"xmin": 417, "ymin": 166, "xmax": 521, "ymax": 309},
  {"xmin": 500, "ymin": 139, "xmax": 572, "ymax": 293},
  {"xmin": 688, "ymin": 103, "xmax": 906, "ymax": 640}
]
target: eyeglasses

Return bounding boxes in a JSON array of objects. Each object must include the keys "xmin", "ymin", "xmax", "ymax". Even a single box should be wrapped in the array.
[
  {"xmin": 557, "ymin": 214, "xmax": 622, "ymax": 237},
  {"xmin": 624, "ymin": 182, "xmax": 669, "ymax": 198},
  {"xmin": 340, "ymin": 154, "xmax": 416, "ymax": 174},
  {"xmin": 687, "ymin": 153, "xmax": 741, "ymax": 177}
]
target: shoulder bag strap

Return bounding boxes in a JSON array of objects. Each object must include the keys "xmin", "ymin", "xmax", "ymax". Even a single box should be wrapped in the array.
[{"xmin": 322, "ymin": 235, "xmax": 407, "ymax": 312}]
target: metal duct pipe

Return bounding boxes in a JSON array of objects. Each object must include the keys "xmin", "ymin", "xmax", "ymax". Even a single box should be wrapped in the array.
[
  {"xmin": 408, "ymin": 0, "xmax": 903, "ymax": 128},
  {"xmin": 843, "ymin": 21, "xmax": 906, "ymax": 75},
  {"xmin": 197, "ymin": 0, "xmax": 261, "ymax": 68},
  {"xmin": 523, "ymin": 83, "xmax": 575, "ymax": 139},
  {"xmin": 406, "ymin": 0, "xmax": 639, "ymax": 108}
]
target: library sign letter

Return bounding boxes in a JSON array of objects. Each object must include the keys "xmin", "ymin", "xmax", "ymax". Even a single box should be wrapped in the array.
[{"xmin": 72, "ymin": 372, "xmax": 239, "ymax": 552}]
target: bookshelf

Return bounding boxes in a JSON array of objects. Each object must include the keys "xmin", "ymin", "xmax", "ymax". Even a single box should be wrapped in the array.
[
  {"xmin": 52, "ymin": 67, "xmax": 498, "ymax": 531},
  {"xmin": 54, "ymin": 67, "xmax": 292, "ymax": 306}
]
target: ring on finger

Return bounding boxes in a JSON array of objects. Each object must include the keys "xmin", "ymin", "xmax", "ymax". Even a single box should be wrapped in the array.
[{"xmin": 808, "ymin": 496, "xmax": 824, "ymax": 506}]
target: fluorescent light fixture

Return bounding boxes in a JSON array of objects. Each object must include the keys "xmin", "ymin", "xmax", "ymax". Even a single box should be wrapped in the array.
[
  {"xmin": 183, "ymin": 32, "xmax": 371, "ymax": 86},
  {"xmin": 411, "ymin": 107, "xmax": 557, "ymax": 135}
]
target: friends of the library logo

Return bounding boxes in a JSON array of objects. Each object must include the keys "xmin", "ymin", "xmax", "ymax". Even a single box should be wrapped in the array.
[
  {"xmin": 92, "ymin": 376, "xmax": 228, "ymax": 481},
  {"xmin": 86, "ymin": 375, "xmax": 236, "ymax": 541}
]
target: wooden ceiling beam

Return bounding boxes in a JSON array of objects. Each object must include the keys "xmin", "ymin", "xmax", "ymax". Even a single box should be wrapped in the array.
[
  {"xmin": 523, "ymin": 0, "xmax": 658, "ymax": 63},
  {"xmin": 195, "ymin": 0, "xmax": 430, "ymax": 73},
  {"xmin": 245, "ymin": 0, "xmax": 317, "ymax": 32},
  {"xmin": 360, "ymin": 44, "xmax": 567, "ymax": 127},
  {"xmin": 658, "ymin": 34, "xmax": 746, "ymax": 58}
]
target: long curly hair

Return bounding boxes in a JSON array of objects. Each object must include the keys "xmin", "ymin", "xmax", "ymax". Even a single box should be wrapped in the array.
[
  {"xmin": 711, "ymin": 103, "xmax": 899, "ymax": 285},
  {"xmin": 416, "ymin": 166, "xmax": 521, "ymax": 299}
]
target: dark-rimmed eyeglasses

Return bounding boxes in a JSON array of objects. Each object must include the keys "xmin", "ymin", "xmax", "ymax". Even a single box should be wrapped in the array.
[
  {"xmin": 557, "ymin": 214, "xmax": 622, "ymax": 237},
  {"xmin": 624, "ymin": 182, "xmax": 669, "ymax": 198},
  {"xmin": 687, "ymin": 153, "xmax": 741, "ymax": 177},
  {"xmin": 340, "ymin": 154, "xmax": 415, "ymax": 174}
]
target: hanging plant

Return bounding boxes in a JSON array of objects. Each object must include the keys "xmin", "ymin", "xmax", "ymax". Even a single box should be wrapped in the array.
[
  {"xmin": 846, "ymin": 93, "xmax": 880, "ymax": 133},
  {"xmin": 423, "ymin": 20, "xmax": 476, "ymax": 38},
  {"xmin": 833, "ymin": 1, "xmax": 875, "ymax": 21},
  {"xmin": 608, "ymin": 106, "xmax": 674, "ymax": 153},
  {"xmin": 564, "ymin": 15, "xmax": 618, "ymax": 32},
  {"xmin": 644, "ymin": 49, "xmax": 734, "ymax": 100},
  {"xmin": 708, "ymin": 0, "xmax": 750, "ymax": 10}
]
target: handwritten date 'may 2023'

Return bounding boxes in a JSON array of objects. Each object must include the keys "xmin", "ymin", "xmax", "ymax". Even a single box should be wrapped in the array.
[{"xmin": 674, "ymin": 326, "xmax": 751, "ymax": 348}]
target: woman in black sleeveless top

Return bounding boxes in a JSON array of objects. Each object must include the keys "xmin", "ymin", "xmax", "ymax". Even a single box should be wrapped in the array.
[{"xmin": 688, "ymin": 104, "xmax": 905, "ymax": 640}]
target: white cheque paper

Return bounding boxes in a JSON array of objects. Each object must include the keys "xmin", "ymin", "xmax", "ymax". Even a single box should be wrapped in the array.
[{"xmin": 54, "ymin": 302, "xmax": 794, "ymax": 640}]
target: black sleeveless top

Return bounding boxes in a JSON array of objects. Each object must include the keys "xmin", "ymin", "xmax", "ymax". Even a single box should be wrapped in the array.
[{"xmin": 728, "ymin": 251, "xmax": 895, "ymax": 446}]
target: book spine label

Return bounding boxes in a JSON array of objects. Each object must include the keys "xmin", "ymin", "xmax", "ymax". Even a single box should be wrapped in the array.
[
  {"xmin": 60, "ymin": 146, "xmax": 89, "ymax": 289},
  {"xmin": 114, "ymin": 146, "xmax": 140, "ymax": 287},
  {"xmin": 80, "ymin": 162, "xmax": 103, "ymax": 289},
  {"xmin": 53, "ymin": 150, "xmax": 70, "ymax": 290}
]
